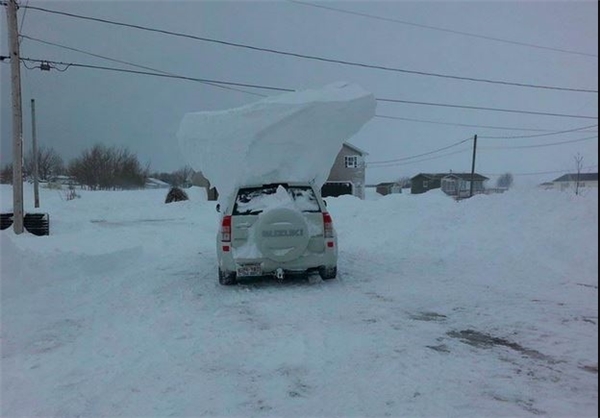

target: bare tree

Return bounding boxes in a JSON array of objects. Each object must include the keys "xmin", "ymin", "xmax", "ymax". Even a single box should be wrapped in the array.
[
  {"xmin": 0, "ymin": 163, "xmax": 13, "ymax": 184},
  {"xmin": 68, "ymin": 144, "xmax": 148, "ymax": 190},
  {"xmin": 24, "ymin": 146, "xmax": 64, "ymax": 181},
  {"xmin": 396, "ymin": 176, "xmax": 411, "ymax": 189},
  {"xmin": 574, "ymin": 153, "xmax": 584, "ymax": 196},
  {"xmin": 496, "ymin": 173, "xmax": 514, "ymax": 189},
  {"xmin": 173, "ymin": 165, "xmax": 194, "ymax": 187},
  {"xmin": 151, "ymin": 166, "xmax": 194, "ymax": 187}
]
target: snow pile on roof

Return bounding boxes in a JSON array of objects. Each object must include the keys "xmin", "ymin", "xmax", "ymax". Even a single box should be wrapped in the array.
[{"xmin": 177, "ymin": 82, "xmax": 376, "ymax": 203}]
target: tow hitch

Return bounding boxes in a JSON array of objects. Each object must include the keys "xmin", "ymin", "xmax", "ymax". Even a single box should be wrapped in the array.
[{"xmin": 275, "ymin": 268, "xmax": 285, "ymax": 280}]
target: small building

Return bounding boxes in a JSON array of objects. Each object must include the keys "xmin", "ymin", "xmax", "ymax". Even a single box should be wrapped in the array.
[
  {"xmin": 376, "ymin": 182, "xmax": 402, "ymax": 196},
  {"xmin": 322, "ymin": 142, "xmax": 368, "ymax": 199},
  {"xmin": 410, "ymin": 173, "xmax": 446, "ymax": 194},
  {"xmin": 145, "ymin": 177, "xmax": 171, "ymax": 189},
  {"xmin": 545, "ymin": 173, "xmax": 598, "ymax": 191},
  {"xmin": 440, "ymin": 173, "xmax": 488, "ymax": 198},
  {"xmin": 411, "ymin": 172, "xmax": 488, "ymax": 196},
  {"xmin": 46, "ymin": 175, "xmax": 78, "ymax": 188}
]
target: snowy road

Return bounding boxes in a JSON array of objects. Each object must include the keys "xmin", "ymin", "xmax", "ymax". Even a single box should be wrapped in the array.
[{"xmin": 1, "ymin": 186, "xmax": 597, "ymax": 417}]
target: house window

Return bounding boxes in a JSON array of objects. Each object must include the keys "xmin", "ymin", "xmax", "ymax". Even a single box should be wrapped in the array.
[
  {"xmin": 423, "ymin": 180, "xmax": 429, "ymax": 188},
  {"xmin": 344, "ymin": 155, "xmax": 358, "ymax": 168}
]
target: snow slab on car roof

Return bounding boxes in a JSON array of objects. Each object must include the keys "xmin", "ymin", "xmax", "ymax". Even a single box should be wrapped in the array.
[{"xmin": 177, "ymin": 82, "xmax": 376, "ymax": 203}]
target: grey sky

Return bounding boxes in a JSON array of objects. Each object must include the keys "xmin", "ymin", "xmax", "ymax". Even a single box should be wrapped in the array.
[{"xmin": 1, "ymin": 0, "xmax": 598, "ymax": 186}]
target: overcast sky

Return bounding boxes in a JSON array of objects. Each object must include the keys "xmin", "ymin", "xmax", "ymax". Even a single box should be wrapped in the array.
[{"xmin": 1, "ymin": 0, "xmax": 598, "ymax": 186}]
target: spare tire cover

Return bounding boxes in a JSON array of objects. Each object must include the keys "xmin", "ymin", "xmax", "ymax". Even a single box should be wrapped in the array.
[{"xmin": 255, "ymin": 207, "xmax": 310, "ymax": 262}]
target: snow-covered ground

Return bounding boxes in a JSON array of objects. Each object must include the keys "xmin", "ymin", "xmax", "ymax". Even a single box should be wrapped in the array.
[{"xmin": 1, "ymin": 184, "xmax": 597, "ymax": 417}]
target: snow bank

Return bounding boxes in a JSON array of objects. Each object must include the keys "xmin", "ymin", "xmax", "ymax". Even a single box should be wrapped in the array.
[{"xmin": 177, "ymin": 82, "xmax": 376, "ymax": 204}]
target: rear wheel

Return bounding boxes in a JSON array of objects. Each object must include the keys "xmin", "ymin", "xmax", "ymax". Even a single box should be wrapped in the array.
[
  {"xmin": 219, "ymin": 268, "xmax": 237, "ymax": 286},
  {"xmin": 319, "ymin": 266, "xmax": 337, "ymax": 280}
]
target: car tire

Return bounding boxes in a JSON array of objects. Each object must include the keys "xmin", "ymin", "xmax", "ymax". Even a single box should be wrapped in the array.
[
  {"xmin": 219, "ymin": 268, "xmax": 237, "ymax": 286},
  {"xmin": 319, "ymin": 266, "xmax": 337, "ymax": 280}
]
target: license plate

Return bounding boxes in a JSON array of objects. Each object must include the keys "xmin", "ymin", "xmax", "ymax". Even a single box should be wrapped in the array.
[{"xmin": 237, "ymin": 264, "xmax": 262, "ymax": 277}]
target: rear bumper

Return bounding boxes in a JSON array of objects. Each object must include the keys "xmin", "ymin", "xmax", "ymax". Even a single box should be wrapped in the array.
[{"xmin": 218, "ymin": 245, "xmax": 337, "ymax": 276}]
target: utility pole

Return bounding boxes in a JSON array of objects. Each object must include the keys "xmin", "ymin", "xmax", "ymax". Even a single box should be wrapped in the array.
[
  {"xmin": 574, "ymin": 153, "xmax": 583, "ymax": 196},
  {"xmin": 469, "ymin": 134, "xmax": 478, "ymax": 198},
  {"xmin": 6, "ymin": 0, "xmax": 24, "ymax": 233},
  {"xmin": 31, "ymin": 99, "xmax": 40, "ymax": 208}
]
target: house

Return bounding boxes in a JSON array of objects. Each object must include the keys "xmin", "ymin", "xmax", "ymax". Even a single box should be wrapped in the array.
[
  {"xmin": 145, "ymin": 177, "xmax": 171, "ymax": 189},
  {"xmin": 376, "ymin": 182, "xmax": 402, "ymax": 196},
  {"xmin": 410, "ymin": 173, "xmax": 446, "ymax": 194},
  {"xmin": 322, "ymin": 143, "xmax": 368, "ymax": 199},
  {"xmin": 46, "ymin": 175, "xmax": 78, "ymax": 187},
  {"xmin": 411, "ymin": 172, "xmax": 488, "ymax": 196},
  {"xmin": 440, "ymin": 173, "xmax": 488, "ymax": 198},
  {"xmin": 544, "ymin": 173, "xmax": 598, "ymax": 191}
]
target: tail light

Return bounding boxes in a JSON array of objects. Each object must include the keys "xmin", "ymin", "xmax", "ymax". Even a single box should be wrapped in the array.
[
  {"xmin": 323, "ymin": 212, "xmax": 334, "ymax": 239},
  {"xmin": 221, "ymin": 215, "xmax": 232, "ymax": 242}
]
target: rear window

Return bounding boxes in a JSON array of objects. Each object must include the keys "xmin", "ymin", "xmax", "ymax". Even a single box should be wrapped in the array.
[{"xmin": 233, "ymin": 185, "xmax": 321, "ymax": 215}]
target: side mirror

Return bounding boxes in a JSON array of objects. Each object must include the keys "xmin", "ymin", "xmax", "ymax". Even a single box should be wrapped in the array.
[{"xmin": 216, "ymin": 203, "xmax": 220, "ymax": 213}]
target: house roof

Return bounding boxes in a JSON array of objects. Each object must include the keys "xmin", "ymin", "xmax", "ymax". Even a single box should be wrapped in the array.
[
  {"xmin": 411, "ymin": 172, "xmax": 488, "ymax": 181},
  {"xmin": 411, "ymin": 173, "xmax": 447, "ymax": 180},
  {"xmin": 552, "ymin": 173, "xmax": 598, "ymax": 182},
  {"xmin": 146, "ymin": 177, "xmax": 170, "ymax": 186},
  {"xmin": 377, "ymin": 181, "xmax": 400, "ymax": 187},
  {"xmin": 442, "ymin": 173, "xmax": 489, "ymax": 181},
  {"xmin": 343, "ymin": 142, "xmax": 368, "ymax": 156}
]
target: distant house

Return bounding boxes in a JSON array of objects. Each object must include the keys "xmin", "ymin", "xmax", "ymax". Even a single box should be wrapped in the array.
[
  {"xmin": 191, "ymin": 171, "xmax": 218, "ymax": 200},
  {"xmin": 48, "ymin": 175, "xmax": 77, "ymax": 187},
  {"xmin": 322, "ymin": 143, "xmax": 368, "ymax": 199},
  {"xmin": 411, "ymin": 172, "xmax": 488, "ymax": 196},
  {"xmin": 145, "ymin": 177, "xmax": 170, "ymax": 189},
  {"xmin": 440, "ymin": 173, "xmax": 488, "ymax": 198},
  {"xmin": 376, "ymin": 181, "xmax": 402, "ymax": 196},
  {"xmin": 410, "ymin": 173, "xmax": 445, "ymax": 194},
  {"xmin": 544, "ymin": 173, "xmax": 598, "ymax": 191}
]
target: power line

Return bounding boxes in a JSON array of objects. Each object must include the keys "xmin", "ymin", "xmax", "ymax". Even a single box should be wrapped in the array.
[
  {"xmin": 288, "ymin": 0, "xmax": 598, "ymax": 59},
  {"xmin": 377, "ymin": 97, "xmax": 598, "ymax": 120},
  {"xmin": 369, "ymin": 136, "xmax": 473, "ymax": 165},
  {"xmin": 367, "ymin": 148, "xmax": 472, "ymax": 169},
  {"xmin": 375, "ymin": 114, "xmax": 599, "ymax": 133},
  {"xmin": 49, "ymin": 34, "xmax": 600, "ymax": 129},
  {"xmin": 480, "ymin": 135, "xmax": 598, "ymax": 149},
  {"xmin": 18, "ymin": 0, "xmax": 30, "ymax": 33},
  {"xmin": 21, "ymin": 3, "xmax": 598, "ymax": 94},
  {"xmin": 19, "ymin": 34, "xmax": 266, "ymax": 97},
  {"xmin": 12, "ymin": 56, "xmax": 599, "ymax": 120},
  {"xmin": 15, "ymin": 57, "xmax": 295, "ymax": 92},
  {"xmin": 483, "ymin": 165, "xmax": 598, "ymax": 177},
  {"xmin": 479, "ymin": 124, "xmax": 599, "ymax": 139}
]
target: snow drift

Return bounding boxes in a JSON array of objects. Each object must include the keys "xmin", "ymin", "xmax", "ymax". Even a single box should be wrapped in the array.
[{"xmin": 177, "ymin": 82, "xmax": 376, "ymax": 203}]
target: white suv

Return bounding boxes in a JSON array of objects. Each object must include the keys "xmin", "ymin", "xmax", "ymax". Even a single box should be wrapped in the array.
[{"xmin": 216, "ymin": 182, "xmax": 338, "ymax": 285}]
